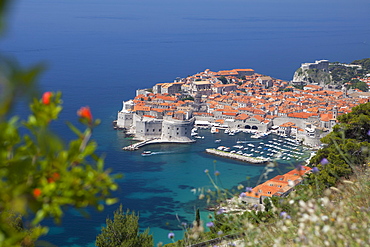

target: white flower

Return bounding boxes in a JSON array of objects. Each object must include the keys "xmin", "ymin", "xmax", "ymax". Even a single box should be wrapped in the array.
[
  {"xmin": 321, "ymin": 215, "xmax": 329, "ymax": 221},
  {"xmin": 323, "ymin": 225, "xmax": 330, "ymax": 233}
]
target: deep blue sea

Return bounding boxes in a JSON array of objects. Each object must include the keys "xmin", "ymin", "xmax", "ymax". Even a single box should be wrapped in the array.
[{"xmin": 1, "ymin": 0, "xmax": 370, "ymax": 245}]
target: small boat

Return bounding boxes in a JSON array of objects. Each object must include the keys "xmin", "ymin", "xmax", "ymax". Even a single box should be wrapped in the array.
[
  {"xmin": 215, "ymin": 139, "xmax": 221, "ymax": 143},
  {"xmin": 217, "ymin": 146, "xmax": 225, "ymax": 150},
  {"xmin": 141, "ymin": 151, "xmax": 152, "ymax": 156},
  {"xmin": 211, "ymin": 127, "xmax": 219, "ymax": 134}
]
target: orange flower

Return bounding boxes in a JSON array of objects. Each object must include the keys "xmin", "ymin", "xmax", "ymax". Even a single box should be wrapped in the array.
[
  {"xmin": 52, "ymin": 172, "xmax": 60, "ymax": 180},
  {"xmin": 77, "ymin": 106, "xmax": 93, "ymax": 122},
  {"xmin": 33, "ymin": 188, "xmax": 42, "ymax": 198},
  {"xmin": 42, "ymin": 92, "xmax": 52, "ymax": 105}
]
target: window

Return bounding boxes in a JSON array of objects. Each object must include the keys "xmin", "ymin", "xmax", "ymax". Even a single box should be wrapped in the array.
[
  {"xmin": 159, "ymin": 129, "xmax": 161, "ymax": 132},
  {"xmin": 177, "ymin": 128, "xmax": 179, "ymax": 130},
  {"xmin": 153, "ymin": 129, "xmax": 155, "ymax": 132},
  {"xmin": 267, "ymin": 191, "xmax": 271, "ymax": 194}
]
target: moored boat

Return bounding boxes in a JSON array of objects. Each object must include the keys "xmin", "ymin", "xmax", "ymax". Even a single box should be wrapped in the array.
[{"xmin": 211, "ymin": 127, "xmax": 219, "ymax": 134}]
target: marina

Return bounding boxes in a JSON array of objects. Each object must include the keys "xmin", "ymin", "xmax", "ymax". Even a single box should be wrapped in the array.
[
  {"xmin": 202, "ymin": 128, "xmax": 310, "ymax": 164},
  {"xmin": 123, "ymin": 127, "xmax": 310, "ymax": 164}
]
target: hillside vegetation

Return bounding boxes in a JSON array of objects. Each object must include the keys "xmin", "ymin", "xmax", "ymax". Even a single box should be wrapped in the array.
[
  {"xmin": 330, "ymin": 58, "xmax": 370, "ymax": 85},
  {"xmin": 293, "ymin": 58, "xmax": 370, "ymax": 89},
  {"xmin": 164, "ymin": 102, "xmax": 370, "ymax": 247}
]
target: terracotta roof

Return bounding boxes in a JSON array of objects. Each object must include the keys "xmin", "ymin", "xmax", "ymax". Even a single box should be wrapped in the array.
[
  {"xmin": 252, "ymin": 115, "xmax": 264, "ymax": 122},
  {"xmin": 288, "ymin": 112, "xmax": 317, "ymax": 119},
  {"xmin": 235, "ymin": 113, "xmax": 250, "ymax": 120}
]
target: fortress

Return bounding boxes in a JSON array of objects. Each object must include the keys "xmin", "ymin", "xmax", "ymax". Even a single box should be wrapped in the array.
[
  {"xmin": 300, "ymin": 59, "xmax": 329, "ymax": 72},
  {"xmin": 117, "ymin": 100, "xmax": 195, "ymax": 143},
  {"xmin": 292, "ymin": 59, "xmax": 331, "ymax": 85}
]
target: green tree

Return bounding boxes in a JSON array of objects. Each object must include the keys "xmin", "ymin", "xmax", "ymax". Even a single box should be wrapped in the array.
[
  {"xmin": 307, "ymin": 102, "xmax": 370, "ymax": 190},
  {"xmin": 96, "ymin": 205, "xmax": 153, "ymax": 247},
  {"xmin": 349, "ymin": 79, "xmax": 369, "ymax": 92},
  {"xmin": 351, "ymin": 58, "xmax": 370, "ymax": 71},
  {"xmin": 195, "ymin": 208, "xmax": 200, "ymax": 227},
  {"xmin": 218, "ymin": 76, "xmax": 228, "ymax": 84}
]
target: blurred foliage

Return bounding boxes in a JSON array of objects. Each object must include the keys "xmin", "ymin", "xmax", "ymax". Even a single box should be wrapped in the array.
[
  {"xmin": 0, "ymin": 1, "xmax": 119, "ymax": 246},
  {"xmin": 95, "ymin": 204, "xmax": 153, "ymax": 247}
]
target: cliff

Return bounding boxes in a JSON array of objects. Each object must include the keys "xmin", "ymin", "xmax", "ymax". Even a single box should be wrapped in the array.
[{"xmin": 292, "ymin": 67, "xmax": 332, "ymax": 85}]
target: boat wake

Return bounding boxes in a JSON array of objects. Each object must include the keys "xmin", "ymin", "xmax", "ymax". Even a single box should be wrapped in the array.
[{"xmin": 150, "ymin": 151, "xmax": 174, "ymax": 155}]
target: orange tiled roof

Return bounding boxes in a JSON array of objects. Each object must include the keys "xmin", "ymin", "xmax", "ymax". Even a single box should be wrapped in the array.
[
  {"xmin": 288, "ymin": 112, "xmax": 317, "ymax": 119},
  {"xmin": 235, "ymin": 113, "xmax": 250, "ymax": 120},
  {"xmin": 252, "ymin": 115, "xmax": 264, "ymax": 122}
]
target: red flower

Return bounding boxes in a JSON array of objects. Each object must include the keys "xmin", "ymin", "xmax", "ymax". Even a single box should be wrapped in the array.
[
  {"xmin": 33, "ymin": 188, "xmax": 42, "ymax": 198},
  {"xmin": 47, "ymin": 173, "xmax": 60, "ymax": 183},
  {"xmin": 77, "ymin": 106, "xmax": 93, "ymax": 122},
  {"xmin": 52, "ymin": 172, "xmax": 60, "ymax": 180},
  {"xmin": 42, "ymin": 92, "xmax": 52, "ymax": 105}
]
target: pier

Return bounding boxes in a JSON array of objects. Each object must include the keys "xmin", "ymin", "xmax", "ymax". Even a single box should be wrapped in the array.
[
  {"xmin": 122, "ymin": 138, "xmax": 195, "ymax": 150},
  {"xmin": 205, "ymin": 148, "xmax": 270, "ymax": 164}
]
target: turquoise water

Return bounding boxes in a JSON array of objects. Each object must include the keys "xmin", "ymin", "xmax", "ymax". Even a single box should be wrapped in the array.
[
  {"xmin": 42, "ymin": 128, "xmax": 309, "ymax": 246},
  {"xmin": 1, "ymin": 0, "xmax": 369, "ymax": 245}
]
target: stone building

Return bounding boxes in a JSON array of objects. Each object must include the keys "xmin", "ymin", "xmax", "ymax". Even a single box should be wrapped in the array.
[
  {"xmin": 117, "ymin": 100, "xmax": 195, "ymax": 142},
  {"xmin": 301, "ymin": 60, "xmax": 329, "ymax": 72},
  {"xmin": 116, "ymin": 100, "xmax": 134, "ymax": 129}
]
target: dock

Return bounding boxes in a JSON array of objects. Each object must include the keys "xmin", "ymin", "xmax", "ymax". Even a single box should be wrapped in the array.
[
  {"xmin": 122, "ymin": 138, "xmax": 160, "ymax": 151},
  {"xmin": 123, "ymin": 138, "xmax": 195, "ymax": 151},
  {"xmin": 205, "ymin": 148, "xmax": 270, "ymax": 164}
]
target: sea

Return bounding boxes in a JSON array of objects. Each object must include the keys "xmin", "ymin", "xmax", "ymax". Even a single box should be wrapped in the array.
[{"xmin": 1, "ymin": 0, "xmax": 370, "ymax": 245}]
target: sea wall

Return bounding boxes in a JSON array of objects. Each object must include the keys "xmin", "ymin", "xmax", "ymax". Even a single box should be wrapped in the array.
[{"xmin": 205, "ymin": 149, "xmax": 269, "ymax": 164}]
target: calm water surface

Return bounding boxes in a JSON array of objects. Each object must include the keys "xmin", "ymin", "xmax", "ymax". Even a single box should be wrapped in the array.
[{"xmin": 1, "ymin": 0, "xmax": 370, "ymax": 245}]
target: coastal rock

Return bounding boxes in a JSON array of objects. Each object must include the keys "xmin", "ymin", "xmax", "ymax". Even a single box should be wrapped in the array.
[
  {"xmin": 292, "ymin": 59, "xmax": 332, "ymax": 85},
  {"xmin": 292, "ymin": 68, "xmax": 332, "ymax": 85}
]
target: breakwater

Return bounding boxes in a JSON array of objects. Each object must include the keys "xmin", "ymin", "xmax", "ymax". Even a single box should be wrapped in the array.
[
  {"xmin": 205, "ymin": 148, "xmax": 270, "ymax": 164},
  {"xmin": 122, "ymin": 138, "xmax": 195, "ymax": 150}
]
